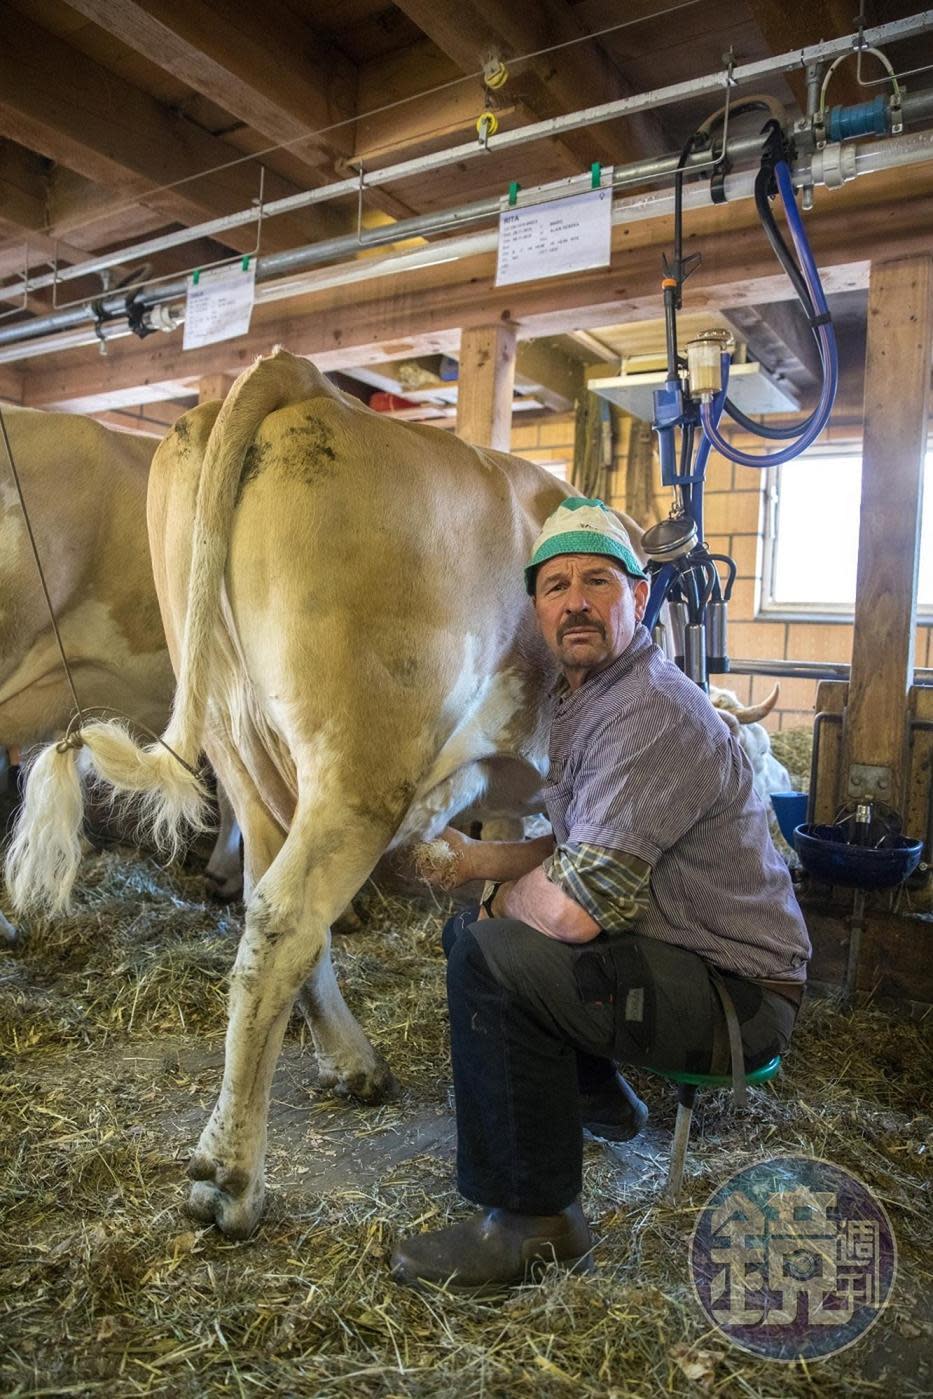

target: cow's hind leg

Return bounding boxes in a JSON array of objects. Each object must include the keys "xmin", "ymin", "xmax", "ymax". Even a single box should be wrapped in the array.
[
  {"xmin": 187, "ymin": 805, "xmax": 391, "ymax": 1237},
  {"xmin": 204, "ymin": 783, "xmax": 243, "ymax": 900},
  {"xmin": 296, "ymin": 951, "xmax": 398, "ymax": 1101}
]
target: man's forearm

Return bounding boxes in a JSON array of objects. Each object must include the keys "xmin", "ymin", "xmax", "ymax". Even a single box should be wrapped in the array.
[
  {"xmin": 464, "ymin": 833, "xmax": 556, "ymax": 883},
  {"xmin": 492, "ymin": 865, "xmax": 601, "ymax": 944}
]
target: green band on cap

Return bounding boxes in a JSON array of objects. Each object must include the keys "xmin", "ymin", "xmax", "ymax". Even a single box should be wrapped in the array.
[{"xmin": 525, "ymin": 530, "xmax": 647, "ymax": 594}]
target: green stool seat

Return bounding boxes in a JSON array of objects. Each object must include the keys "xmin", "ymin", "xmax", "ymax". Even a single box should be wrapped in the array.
[
  {"xmin": 650, "ymin": 1056, "xmax": 783, "ymax": 1202},
  {"xmin": 655, "ymin": 1055, "xmax": 782, "ymax": 1090}
]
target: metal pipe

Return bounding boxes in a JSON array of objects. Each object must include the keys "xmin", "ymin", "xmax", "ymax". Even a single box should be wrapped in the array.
[
  {"xmin": 721, "ymin": 658, "xmax": 933, "ymax": 686},
  {"xmin": 2, "ymin": 170, "xmax": 769, "ymax": 351},
  {"xmin": 12, "ymin": 76, "xmax": 933, "ymax": 306},
  {"xmin": 3, "ymin": 13, "xmax": 931, "ymax": 301},
  {"xmin": 808, "ymin": 710, "xmax": 843, "ymax": 825},
  {"xmin": 2, "ymin": 131, "xmax": 777, "ymax": 301},
  {"xmin": 2, "ymin": 125, "xmax": 933, "ymax": 358},
  {"xmin": 846, "ymin": 888, "xmax": 866, "ymax": 1002}
]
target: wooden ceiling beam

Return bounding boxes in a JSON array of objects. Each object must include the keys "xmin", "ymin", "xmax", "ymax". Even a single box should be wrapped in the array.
[
  {"xmin": 351, "ymin": 39, "xmax": 515, "ymax": 172},
  {"xmin": 61, "ymin": 1, "xmax": 415, "ymax": 220},
  {"xmin": 16, "ymin": 155, "xmax": 933, "ymax": 409},
  {"xmin": 0, "ymin": 146, "xmax": 94, "ymax": 264},
  {"xmin": 746, "ymin": 0, "xmax": 865, "ymax": 112},
  {"xmin": 90, "ymin": 402, "xmax": 192, "ymax": 436},
  {"xmin": 0, "ymin": 2, "xmax": 345, "ymax": 257},
  {"xmin": 63, "ymin": 0, "xmax": 357, "ymax": 172},
  {"xmin": 513, "ymin": 339, "xmax": 584, "ymax": 412},
  {"xmin": 0, "ymin": 362, "xmax": 24, "ymax": 403},
  {"xmin": 0, "ymin": 151, "xmax": 116, "ymax": 305},
  {"xmin": 393, "ymin": 0, "xmax": 665, "ymax": 172},
  {"xmin": 567, "ymin": 329, "xmax": 619, "ymax": 363},
  {"xmin": 721, "ymin": 302, "xmax": 822, "ymax": 394},
  {"xmin": 21, "ymin": 157, "xmax": 933, "ymax": 413}
]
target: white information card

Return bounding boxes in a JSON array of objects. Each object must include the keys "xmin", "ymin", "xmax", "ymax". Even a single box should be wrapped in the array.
[
  {"xmin": 183, "ymin": 259, "xmax": 256, "ymax": 350},
  {"xmin": 495, "ymin": 181, "xmax": 613, "ymax": 287}
]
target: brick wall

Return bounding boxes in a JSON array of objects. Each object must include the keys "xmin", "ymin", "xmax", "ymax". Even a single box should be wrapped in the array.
[
  {"xmin": 511, "ymin": 411, "xmax": 931, "ymax": 735},
  {"xmin": 509, "ymin": 415, "xmax": 574, "ymax": 480}
]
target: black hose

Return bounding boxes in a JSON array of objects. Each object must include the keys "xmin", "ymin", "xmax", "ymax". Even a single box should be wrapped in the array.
[
  {"xmin": 723, "ymin": 153, "xmax": 829, "ymax": 440},
  {"xmin": 753, "ymin": 162, "xmax": 816, "ymax": 315},
  {"xmin": 665, "ymin": 132, "xmax": 702, "ymax": 377}
]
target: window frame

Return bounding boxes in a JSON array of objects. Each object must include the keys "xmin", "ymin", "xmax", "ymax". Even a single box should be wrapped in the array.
[{"xmin": 758, "ymin": 441, "xmax": 933, "ymax": 625}]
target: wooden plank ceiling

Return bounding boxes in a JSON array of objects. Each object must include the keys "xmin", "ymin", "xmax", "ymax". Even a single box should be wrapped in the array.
[{"xmin": 0, "ymin": 0, "xmax": 929, "ymax": 426}]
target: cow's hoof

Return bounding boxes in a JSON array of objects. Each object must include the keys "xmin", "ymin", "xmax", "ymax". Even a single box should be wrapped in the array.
[
  {"xmin": 0, "ymin": 912, "xmax": 18, "ymax": 944},
  {"xmin": 318, "ymin": 1056, "xmax": 400, "ymax": 1105},
  {"xmin": 332, "ymin": 903, "xmax": 364, "ymax": 935},
  {"xmin": 204, "ymin": 873, "xmax": 243, "ymax": 903},
  {"xmin": 186, "ymin": 1160, "xmax": 264, "ymax": 1238}
]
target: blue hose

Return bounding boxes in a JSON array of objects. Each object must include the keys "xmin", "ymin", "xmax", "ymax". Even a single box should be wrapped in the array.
[
  {"xmin": 643, "ymin": 562, "xmax": 677, "ymax": 634},
  {"xmin": 700, "ymin": 160, "xmax": 838, "ymax": 468}
]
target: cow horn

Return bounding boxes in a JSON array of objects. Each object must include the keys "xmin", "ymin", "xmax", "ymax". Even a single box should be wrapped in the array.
[{"xmin": 733, "ymin": 683, "xmax": 781, "ymax": 724}]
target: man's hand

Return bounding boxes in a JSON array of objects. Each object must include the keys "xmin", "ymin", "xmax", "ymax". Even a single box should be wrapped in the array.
[
  {"xmin": 412, "ymin": 827, "xmax": 557, "ymax": 892},
  {"xmin": 412, "ymin": 827, "xmax": 480, "ymax": 891}
]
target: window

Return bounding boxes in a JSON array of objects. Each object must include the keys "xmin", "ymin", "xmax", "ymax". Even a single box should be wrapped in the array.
[{"xmin": 761, "ymin": 445, "xmax": 933, "ymax": 621}]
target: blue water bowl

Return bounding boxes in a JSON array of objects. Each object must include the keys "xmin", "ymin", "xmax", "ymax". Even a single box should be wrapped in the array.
[
  {"xmin": 770, "ymin": 791, "xmax": 809, "ymax": 847},
  {"xmin": 795, "ymin": 824, "xmax": 923, "ymax": 890}
]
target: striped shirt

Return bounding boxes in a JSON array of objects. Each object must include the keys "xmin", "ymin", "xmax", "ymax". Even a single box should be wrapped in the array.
[{"xmin": 542, "ymin": 625, "xmax": 811, "ymax": 982}]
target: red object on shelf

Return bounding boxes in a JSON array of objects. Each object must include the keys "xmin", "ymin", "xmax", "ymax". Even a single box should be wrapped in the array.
[{"xmin": 369, "ymin": 391, "xmax": 419, "ymax": 412}]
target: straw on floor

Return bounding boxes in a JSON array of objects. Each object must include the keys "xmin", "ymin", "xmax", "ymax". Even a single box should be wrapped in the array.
[{"xmin": 0, "ymin": 741, "xmax": 930, "ymax": 1397}]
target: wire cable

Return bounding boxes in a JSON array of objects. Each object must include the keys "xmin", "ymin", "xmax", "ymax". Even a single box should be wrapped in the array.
[
  {"xmin": 0, "ymin": 404, "xmax": 82, "ymax": 720},
  {"xmin": 28, "ymin": 0, "xmax": 706, "ymax": 242}
]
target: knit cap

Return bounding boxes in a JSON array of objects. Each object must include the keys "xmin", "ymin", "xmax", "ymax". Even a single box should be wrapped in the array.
[{"xmin": 525, "ymin": 497, "xmax": 648, "ymax": 594}]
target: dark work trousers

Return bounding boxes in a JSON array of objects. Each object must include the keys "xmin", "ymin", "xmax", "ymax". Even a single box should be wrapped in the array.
[{"xmin": 441, "ymin": 906, "xmax": 799, "ymax": 1215}]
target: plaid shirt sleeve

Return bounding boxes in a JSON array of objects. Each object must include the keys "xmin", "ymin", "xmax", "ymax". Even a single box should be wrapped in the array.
[{"xmin": 543, "ymin": 841, "xmax": 651, "ymax": 932}]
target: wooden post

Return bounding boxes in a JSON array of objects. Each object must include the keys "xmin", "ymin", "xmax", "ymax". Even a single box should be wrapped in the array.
[
  {"xmin": 455, "ymin": 324, "xmax": 517, "ymax": 450},
  {"xmin": 844, "ymin": 255, "xmax": 933, "ymax": 814},
  {"xmin": 198, "ymin": 374, "xmax": 234, "ymax": 405}
]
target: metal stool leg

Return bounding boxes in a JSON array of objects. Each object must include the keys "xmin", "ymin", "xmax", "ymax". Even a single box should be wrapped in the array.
[{"xmin": 667, "ymin": 1084, "xmax": 698, "ymax": 1201}]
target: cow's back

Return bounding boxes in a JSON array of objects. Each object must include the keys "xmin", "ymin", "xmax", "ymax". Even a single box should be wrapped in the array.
[
  {"xmin": 146, "ymin": 382, "xmax": 577, "ymax": 831},
  {"xmin": 0, "ymin": 407, "xmax": 174, "ymax": 746}
]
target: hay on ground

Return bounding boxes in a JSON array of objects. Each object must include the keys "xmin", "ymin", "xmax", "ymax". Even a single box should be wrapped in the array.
[
  {"xmin": 0, "ymin": 838, "xmax": 931, "ymax": 1397},
  {"xmin": 769, "ymin": 727, "xmax": 813, "ymax": 796}
]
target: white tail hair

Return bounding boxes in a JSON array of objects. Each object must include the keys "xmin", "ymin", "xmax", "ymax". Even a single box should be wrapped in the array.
[{"xmin": 5, "ymin": 347, "xmax": 331, "ymax": 914}]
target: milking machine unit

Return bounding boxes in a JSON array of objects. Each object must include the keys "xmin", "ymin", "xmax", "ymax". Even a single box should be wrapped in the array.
[{"xmin": 641, "ymin": 116, "xmax": 840, "ymax": 689}]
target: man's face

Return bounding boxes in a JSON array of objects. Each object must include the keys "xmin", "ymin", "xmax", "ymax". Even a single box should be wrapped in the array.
[{"xmin": 533, "ymin": 553, "xmax": 649, "ymax": 688}]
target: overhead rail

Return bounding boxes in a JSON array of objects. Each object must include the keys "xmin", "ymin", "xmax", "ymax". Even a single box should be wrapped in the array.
[
  {"xmin": 1, "ymin": 123, "xmax": 932, "ymax": 364},
  {"xmin": 2, "ymin": 10, "xmax": 932, "ymax": 304}
]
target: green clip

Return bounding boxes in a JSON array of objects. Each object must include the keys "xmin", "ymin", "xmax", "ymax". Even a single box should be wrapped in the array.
[
  {"xmin": 192, "ymin": 269, "xmax": 200, "ymax": 286},
  {"xmin": 591, "ymin": 162, "xmax": 601, "ymax": 189},
  {"xmin": 508, "ymin": 180, "xmax": 520, "ymax": 207},
  {"xmin": 241, "ymin": 255, "xmax": 251, "ymax": 271}
]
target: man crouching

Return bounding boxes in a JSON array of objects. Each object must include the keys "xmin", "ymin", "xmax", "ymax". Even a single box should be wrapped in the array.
[{"xmin": 392, "ymin": 499, "xmax": 810, "ymax": 1292}]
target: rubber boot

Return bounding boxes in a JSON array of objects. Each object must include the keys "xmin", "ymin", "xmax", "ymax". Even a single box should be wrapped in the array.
[{"xmin": 390, "ymin": 1199, "xmax": 593, "ymax": 1293}]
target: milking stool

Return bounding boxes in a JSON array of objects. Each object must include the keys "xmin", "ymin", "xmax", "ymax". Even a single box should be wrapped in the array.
[{"xmin": 653, "ymin": 1056, "xmax": 783, "ymax": 1201}]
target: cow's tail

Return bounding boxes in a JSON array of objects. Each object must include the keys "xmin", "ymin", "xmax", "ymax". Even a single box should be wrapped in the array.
[{"xmin": 5, "ymin": 347, "xmax": 327, "ymax": 915}]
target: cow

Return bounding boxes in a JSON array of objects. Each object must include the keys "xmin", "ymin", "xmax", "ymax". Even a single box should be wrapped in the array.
[
  {"xmin": 0, "ymin": 406, "xmax": 241, "ymax": 939},
  {"xmin": 708, "ymin": 684, "xmax": 794, "ymax": 801},
  {"xmin": 5, "ymin": 349, "xmax": 599, "ymax": 1235},
  {"xmin": 3, "ymin": 349, "xmax": 784, "ymax": 1237}
]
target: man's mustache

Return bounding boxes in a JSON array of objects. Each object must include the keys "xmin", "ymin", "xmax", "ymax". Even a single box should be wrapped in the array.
[{"xmin": 558, "ymin": 615, "xmax": 605, "ymax": 641}]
